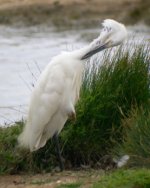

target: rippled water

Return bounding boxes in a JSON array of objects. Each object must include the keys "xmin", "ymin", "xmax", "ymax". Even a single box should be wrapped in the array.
[{"xmin": 0, "ymin": 24, "xmax": 149, "ymax": 126}]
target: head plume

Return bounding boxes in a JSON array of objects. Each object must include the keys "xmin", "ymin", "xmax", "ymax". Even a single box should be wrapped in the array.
[{"xmin": 81, "ymin": 19, "xmax": 127, "ymax": 60}]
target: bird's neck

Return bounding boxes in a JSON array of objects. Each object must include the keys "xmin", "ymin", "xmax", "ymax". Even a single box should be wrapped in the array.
[
  {"xmin": 72, "ymin": 45, "xmax": 92, "ymax": 60},
  {"xmin": 72, "ymin": 37, "xmax": 103, "ymax": 60}
]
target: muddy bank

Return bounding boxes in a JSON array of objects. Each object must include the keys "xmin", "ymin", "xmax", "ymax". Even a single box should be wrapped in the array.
[{"xmin": 0, "ymin": 0, "xmax": 149, "ymax": 27}]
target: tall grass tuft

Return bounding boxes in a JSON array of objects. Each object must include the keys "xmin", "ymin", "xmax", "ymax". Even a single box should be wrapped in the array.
[
  {"xmin": 114, "ymin": 108, "xmax": 150, "ymax": 167},
  {"xmin": 0, "ymin": 122, "xmax": 23, "ymax": 174},
  {"xmin": 94, "ymin": 168, "xmax": 150, "ymax": 188},
  {"xmin": 0, "ymin": 122, "xmax": 58, "ymax": 174},
  {"xmin": 61, "ymin": 44, "xmax": 150, "ymax": 165}
]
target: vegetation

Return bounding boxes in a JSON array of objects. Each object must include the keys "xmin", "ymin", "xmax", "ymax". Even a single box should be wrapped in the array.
[
  {"xmin": 94, "ymin": 168, "xmax": 150, "ymax": 188},
  {"xmin": 0, "ymin": 0, "xmax": 149, "ymax": 26},
  {"xmin": 129, "ymin": 0, "xmax": 150, "ymax": 25},
  {"xmin": 0, "ymin": 44, "xmax": 149, "ymax": 174},
  {"xmin": 61, "ymin": 45, "xmax": 150, "ymax": 166},
  {"xmin": 114, "ymin": 108, "xmax": 150, "ymax": 167},
  {"xmin": 57, "ymin": 183, "xmax": 81, "ymax": 188}
]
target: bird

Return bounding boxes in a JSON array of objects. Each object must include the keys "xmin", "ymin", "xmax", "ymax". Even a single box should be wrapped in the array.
[{"xmin": 18, "ymin": 19, "xmax": 127, "ymax": 171}]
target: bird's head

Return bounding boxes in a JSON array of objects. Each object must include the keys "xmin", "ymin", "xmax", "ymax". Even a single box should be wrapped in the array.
[{"xmin": 81, "ymin": 19, "xmax": 127, "ymax": 60}]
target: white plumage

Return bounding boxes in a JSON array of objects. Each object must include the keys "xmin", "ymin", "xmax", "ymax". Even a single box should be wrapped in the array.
[
  {"xmin": 18, "ymin": 19, "xmax": 127, "ymax": 152},
  {"xmin": 19, "ymin": 52, "xmax": 83, "ymax": 151}
]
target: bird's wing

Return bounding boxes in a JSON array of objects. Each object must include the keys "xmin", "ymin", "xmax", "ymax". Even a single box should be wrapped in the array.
[{"xmin": 19, "ymin": 62, "xmax": 67, "ymax": 151}]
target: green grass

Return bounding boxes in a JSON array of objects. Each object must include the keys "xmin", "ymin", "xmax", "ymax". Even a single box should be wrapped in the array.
[
  {"xmin": 0, "ymin": 122, "xmax": 23, "ymax": 174},
  {"xmin": 57, "ymin": 183, "xmax": 81, "ymax": 188},
  {"xmin": 94, "ymin": 168, "xmax": 150, "ymax": 188},
  {"xmin": 0, "ymin": 122, "xmax": 56, "ymax": 174},
  {"xmin": 114, "ymin": 108, "xmax": 150, "ymax": 167},
  {"xmin": 0, "ymin": 44, "xmax": 149, "ymax": 174},
  {"xmin": 30, "ymin": 178, "xmax": 52, "ymax": 185},
  {"xmin": 57, "ymin": 169, "xmax": 150, "ymax": 188},
  {"xmin": 60, "ymin": 45, "xmax": 150, "ymax": 165}
]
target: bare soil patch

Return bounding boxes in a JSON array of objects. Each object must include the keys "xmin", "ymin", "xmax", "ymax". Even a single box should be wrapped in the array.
[{"xmin": 0, "ymin": 170, "xmax": 103, "ymax": 188}]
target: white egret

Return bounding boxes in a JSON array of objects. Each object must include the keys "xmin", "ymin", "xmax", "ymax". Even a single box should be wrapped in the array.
[{"xmin": 18, "ymin": 19, "xmax": 127, "ymax": 171}]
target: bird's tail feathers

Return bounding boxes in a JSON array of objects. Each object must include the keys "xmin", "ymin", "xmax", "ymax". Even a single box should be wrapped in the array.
[
  {"xmin": 18, "ymin": 121, "xmax": 37, "ymax": 151},
  {"xmin": 18, "ymin": 122, "xmax": 48, "ymax": 152},
  {"xmin": 18, "ymin": 123, "xmax": 30, "ymax": 150},
  {"xmin": 34, "ymin": 133, "xmax": 47, "ymax": 151}
]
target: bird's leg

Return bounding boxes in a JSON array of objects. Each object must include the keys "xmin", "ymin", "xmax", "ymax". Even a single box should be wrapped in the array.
[{"xmin": 53, "ymin": 133, "xmax": 64, "ymax": 171}]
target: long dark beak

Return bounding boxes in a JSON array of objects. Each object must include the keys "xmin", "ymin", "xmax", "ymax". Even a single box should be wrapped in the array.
[{"xmin": 81, "ymin": 44, "xmax": 107, "ymax": 60}]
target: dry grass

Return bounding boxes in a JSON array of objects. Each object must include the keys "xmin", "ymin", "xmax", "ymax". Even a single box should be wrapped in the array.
[
  {"xmin": 0, "ymin": 0, "xmax": 139, "ymax": 9},
  {"xmin": 0, "ymin": 0, "xmax": 141, "ymax": 26}
]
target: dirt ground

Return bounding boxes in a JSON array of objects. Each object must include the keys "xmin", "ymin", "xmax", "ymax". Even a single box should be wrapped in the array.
[{"xmin": 0, "ymin": 170, "xmax": 103, "ymax": 188}]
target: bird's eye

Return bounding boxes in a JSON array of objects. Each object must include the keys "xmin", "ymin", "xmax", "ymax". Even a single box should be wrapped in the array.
[
  {"xmin": 103, "ymin": 26, "xmax": 112, "ymax": 33},
  {"xmin": 106, "ymin": 27, "xmax": 112, "ymax": 32},
  {"xmin": 108, "ymin": 27, "xmax": 112, "ymax": 32}
]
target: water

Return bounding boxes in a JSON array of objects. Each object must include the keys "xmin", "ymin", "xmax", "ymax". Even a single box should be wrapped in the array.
[{"xmin": 0, "ymin": 24, "xmax": 149, "ymax": 126}]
